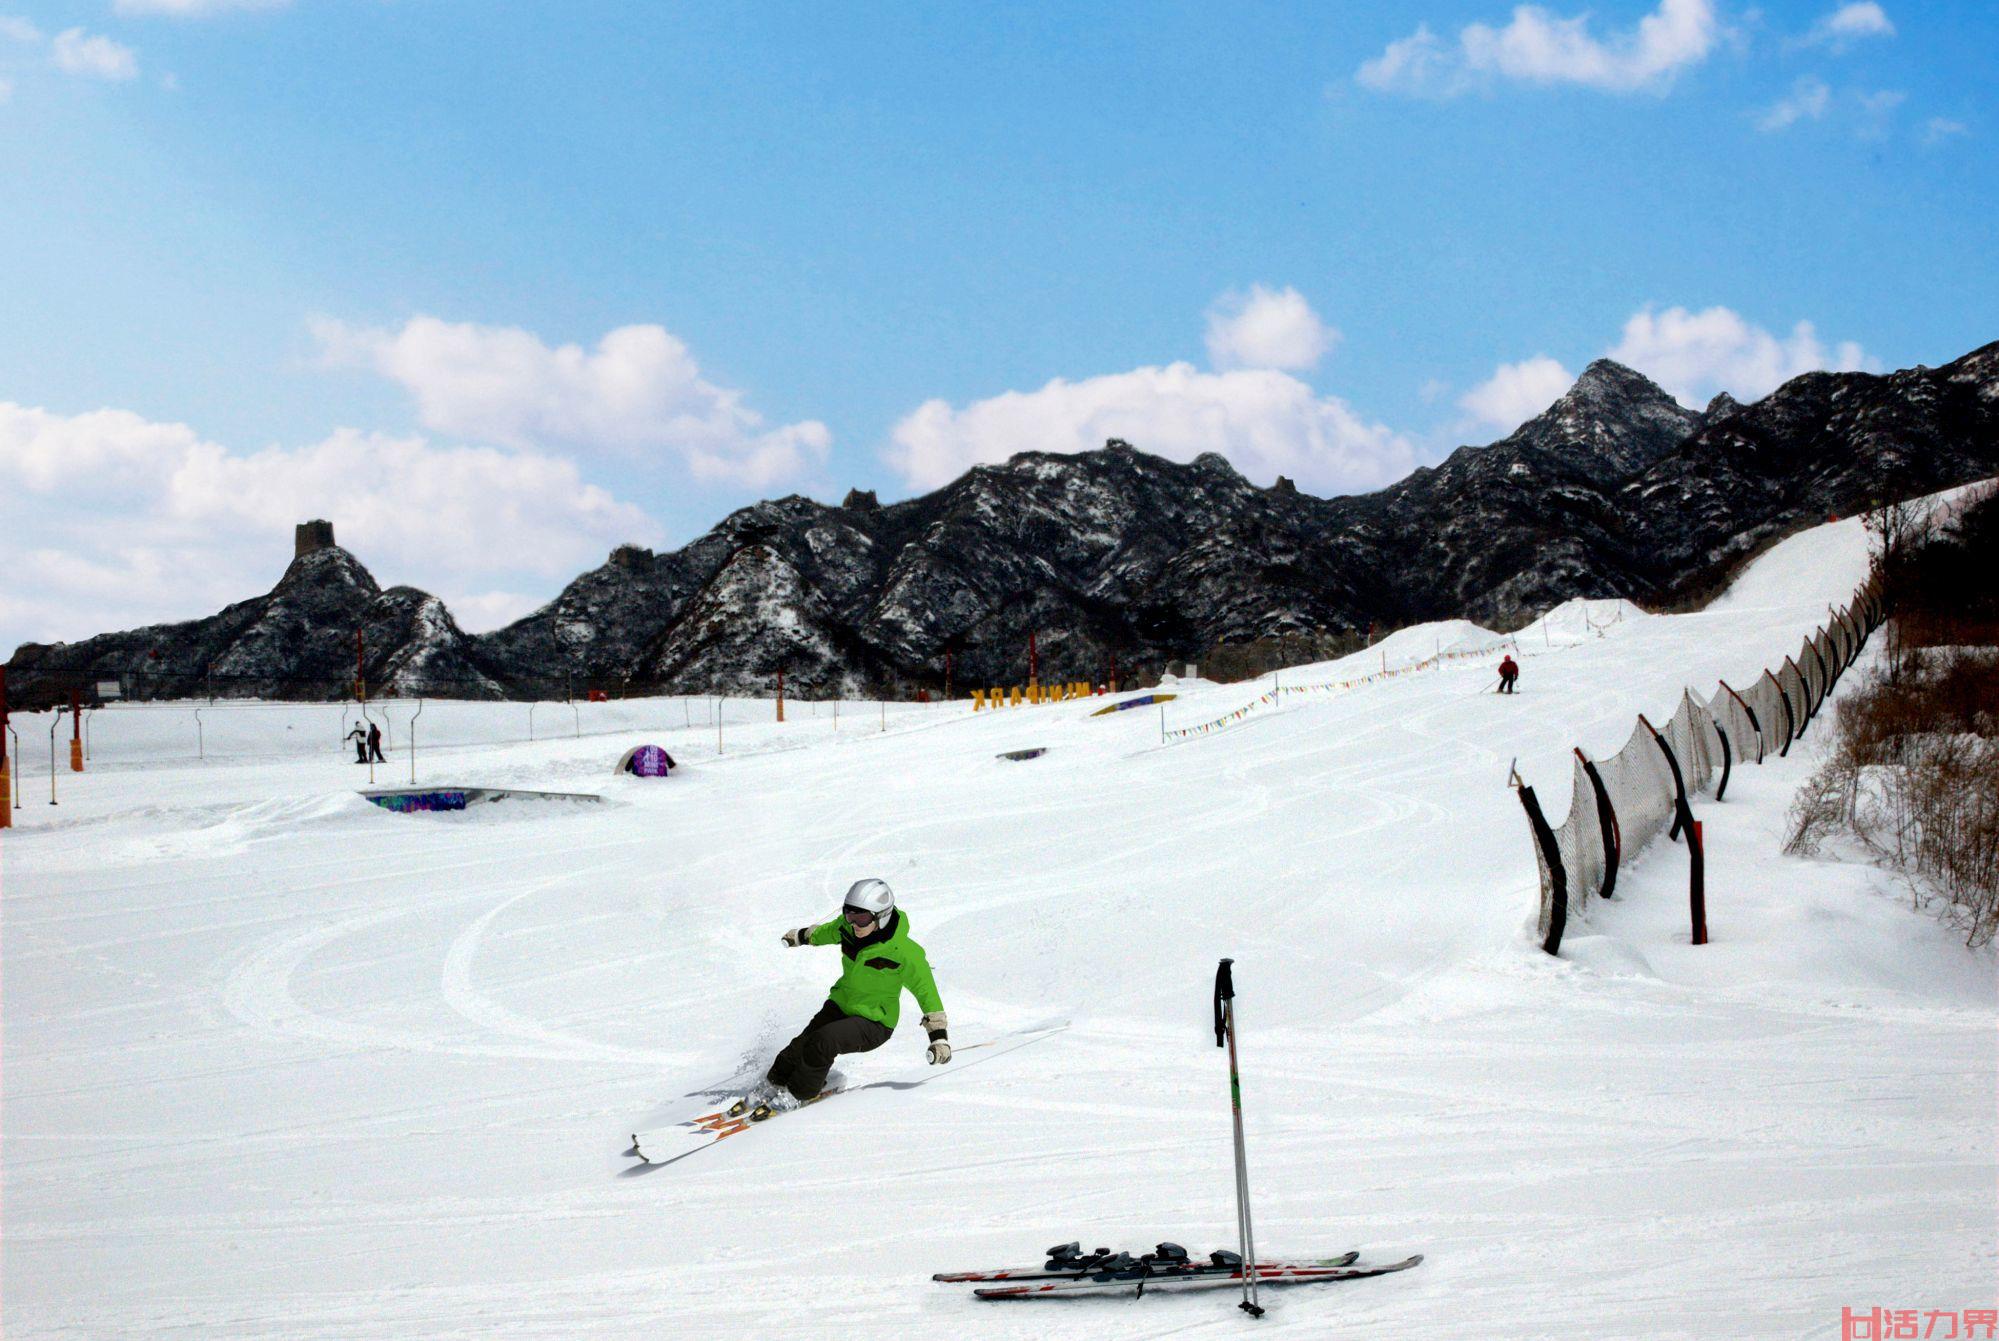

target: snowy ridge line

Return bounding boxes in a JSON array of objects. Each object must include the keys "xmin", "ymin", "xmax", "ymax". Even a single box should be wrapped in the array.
[
  {"xmin": 1522, "ymin": 574, "xmax": 1885, "ymax": 956},
  {"xmin": 1162, "ymin": 638, "xmax": 1521, "ymax": 742}
]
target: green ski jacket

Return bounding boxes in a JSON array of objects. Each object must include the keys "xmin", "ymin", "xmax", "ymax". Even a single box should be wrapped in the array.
[{"xmin": 807, "ymin": 909, "xmax": 943, "ymax": 1029}]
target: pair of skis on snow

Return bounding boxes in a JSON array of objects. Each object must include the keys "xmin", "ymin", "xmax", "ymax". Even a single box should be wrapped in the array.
[
  {"xmin": 624, "ymin": 1086, "xmax": 841, "ymax": 1166},
  {"xmin": 623, "ymin": 1021, "xmax": 1069, "ymax": 1171},
  {"xmin": 933, "ymin": 1240, "xmax": 1423, "ymax": 1301}
]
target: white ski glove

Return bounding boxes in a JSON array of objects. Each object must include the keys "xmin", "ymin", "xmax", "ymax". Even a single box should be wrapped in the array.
[
  {"xmin": 922, "ymin": 1011, "xmax": 950, "ymax": 1064},
  {"xmin": 782, "ymin": 926, "xmax": 812, "ymax": 947}
]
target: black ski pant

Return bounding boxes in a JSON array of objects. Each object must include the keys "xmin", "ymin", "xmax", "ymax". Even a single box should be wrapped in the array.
[
  {"xmin": 767, "ymin": 999, "xmax": 892, "ymax": 1101},
  {"xmin": 368, "ymin": 741, "xmax": 386, "ymax": 762},
  {"xmin": 1499, "ymin": 673, "xmax": 1517, "ymax": 694}
]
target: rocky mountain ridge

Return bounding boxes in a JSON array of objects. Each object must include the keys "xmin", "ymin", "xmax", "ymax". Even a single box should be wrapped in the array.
[{"xmin": 8, "ymin": 341, "xmax": 1997, "ymax": 705}]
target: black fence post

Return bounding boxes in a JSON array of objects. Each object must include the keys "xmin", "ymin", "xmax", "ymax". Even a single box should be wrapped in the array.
[
  {"xmin": 1713, "ymin": 722, "xmax": 1733, "ymax": 801},
  {"xmin": 1644, "ymin": 714, "xmax": 1708, "ymax": 946},
  {"xmin": 1578, "ymin": 750, "xmax": 1620, "ymax": 902},
  {"xmin": 1517, "ymin": 783, "xmax": 1567, "ymax": 957}
]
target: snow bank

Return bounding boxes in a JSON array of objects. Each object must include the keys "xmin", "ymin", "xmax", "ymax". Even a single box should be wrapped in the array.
[{"xmin": 1516, "ymin": 596, "xmax": 1649, "ymax": 645}]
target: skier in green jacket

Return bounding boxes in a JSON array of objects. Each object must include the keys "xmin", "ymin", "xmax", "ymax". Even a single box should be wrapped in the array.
[{"xmin": 766, "ymin": 878, "xmax": 949, "ymax": 1109}]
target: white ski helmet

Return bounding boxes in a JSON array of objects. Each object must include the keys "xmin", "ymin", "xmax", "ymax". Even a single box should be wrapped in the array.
[{"xmin": 843, "ymin": 878, "xmax": 894, "ymax": 926}]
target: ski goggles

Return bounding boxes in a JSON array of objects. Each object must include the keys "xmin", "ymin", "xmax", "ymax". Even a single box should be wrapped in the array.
[{"xmin": 842, "ymin": 905, "xmax": 879, "ymax": 926}]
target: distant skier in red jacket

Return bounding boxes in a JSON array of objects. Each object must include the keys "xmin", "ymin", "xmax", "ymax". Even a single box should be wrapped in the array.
[{"xmin": 1497, "ymin": 654, "xmax": 1519, "ymax": 694}]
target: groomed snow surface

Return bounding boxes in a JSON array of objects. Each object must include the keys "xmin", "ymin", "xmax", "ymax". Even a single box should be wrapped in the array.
[{"xmin": 4, "ymin": 512, "xmax": 1993, "ymax": 1339}]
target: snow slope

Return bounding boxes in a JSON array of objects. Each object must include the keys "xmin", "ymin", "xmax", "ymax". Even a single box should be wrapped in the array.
[{"xmin": 3, "ymin": 512, "xmax": 1992, "ymax": 1339}]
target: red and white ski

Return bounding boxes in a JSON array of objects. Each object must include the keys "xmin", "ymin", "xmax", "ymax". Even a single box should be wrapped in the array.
[{"xmin": 971, "ymin": 1254, "xmax": 1423, "ymax": 1300}]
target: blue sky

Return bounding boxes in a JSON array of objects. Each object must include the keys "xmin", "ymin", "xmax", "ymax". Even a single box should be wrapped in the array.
[{"xmin": 0, "ymin": 0, "xmax": 1991, "ymax": 651}]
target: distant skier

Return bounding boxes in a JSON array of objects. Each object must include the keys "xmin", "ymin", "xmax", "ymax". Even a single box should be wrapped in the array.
[
  {"xmin": 1497, "ymin": 654, "xmax": 1519, "ymax": 695},
  {"xmin": 345, "ymin": 723, "xmax": 368, "ymax": 763},
  {"xmin": 366, "ymin": 721, "xmax": 387, "ymax": 763},
  {"xmin": 763, "ymin": 879, "xmax": 949, "ymax": 1115}
]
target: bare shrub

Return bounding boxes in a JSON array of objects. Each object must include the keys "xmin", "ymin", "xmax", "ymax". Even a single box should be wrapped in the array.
[
  {"xmin": 1783, "ymin": 754, "xmax": 1856, "ymax": 857},
  {"xmin": 1805, "ymin": 642, "xmax": 1999, "ymax": 946},
  {"xmin": 1900, "ymin": 730, "xmax": 1999, "ymax": 947},
  {"xmin": 1799, "ymin": 473, "xmax": 1999, "ymax": 947}
]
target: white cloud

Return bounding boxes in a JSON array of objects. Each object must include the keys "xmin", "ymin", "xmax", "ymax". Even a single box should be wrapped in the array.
[
  {"xmin": 1359, "ymin": 0, "xmax": 1720, "ymax": 97},
  {"xmin": 448, "ymin": 590, "xmax": 542, "ymax": 631},
  {"xmin": 1757, "ymin": 76, "xmax": 1832, "ymax": 131},
  {"xmin": 1204, "ymin": 285, "xmax": 1337, "ymax": 372},
  {"xmin": 166, "ymin": 428, "xmax": 655, "ymax": 582},
  {"xmin": 1458, "ymin": 355, "xmax": 1576, "ymax": 434},
  {"xmin": 115, "ymin": 0, "xmax": 290, "ymax": 13},
  {"xmin": 0, "ymin": 77, "xmax": 12, "ymax": 104},
  {"xmin": 1854, "ymin": 87, "xmax": 1905, "ymax": 139},
  {"xmin": 885, "ymin": 363, "xmax": 1415, "ymax": 496},
  {"xmin": 0, "ymin": 15, "xmax": 42, "ymax": 43},
  {"xmin": 1801, "ymin": 2, "xmax": 1895, "ymax": 50},
  {"xmin": 1358, "ymin": 25, "xmax": 1453, "ymax": 95},
  {"xmin": 1606, "ymin": 305, "xmax": 1876, "ymax": 406},
  {"xmin": 0, "ymin": 401, "xmax": 660, "ymax": 649},
  {"xmin": 1923, "ymin": 116, "xmax": 1968, "ymax": 143},
  {"xmin": 314, "ymin": 316, "xmax": 830, "ymax": 489},
  {"xmin": 50, "ymin": 28, "xmax": 138, "ymax": 80}
]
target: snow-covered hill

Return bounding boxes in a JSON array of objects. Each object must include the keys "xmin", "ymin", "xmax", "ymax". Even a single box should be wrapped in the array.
[{"xmin": 2, "ymin": 511, "xmax": 1991, "ymax": 1338}]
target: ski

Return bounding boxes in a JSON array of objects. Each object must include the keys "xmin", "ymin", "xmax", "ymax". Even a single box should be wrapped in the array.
[
  {"xmin": 972, "ymin": 1254, "xmax": 1423, "ymax": 1300},
  {"xmin": 934, "ymin": 1246, "xmax": 1357, "ymax": 1283},
  {"xmin": 627, "ymin": 1085, "xmax": 844, "ymax": 1164},
  {"xmin": 622, "ymin": 1021, "xmax": 1069, "ymax": 1173}
]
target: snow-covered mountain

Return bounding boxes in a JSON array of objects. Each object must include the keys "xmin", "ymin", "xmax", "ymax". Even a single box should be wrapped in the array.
[
  {"xmin": 9, "ymin": 341, "xmax": 1997, "ymax": 703},
  {"xmin": 7, "ymin": 544, "xmax": 507, "ymax": 704}
]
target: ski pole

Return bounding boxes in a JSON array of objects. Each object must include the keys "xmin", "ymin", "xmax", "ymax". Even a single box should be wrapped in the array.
[{"xmin": 1213, "ymin": 958, "xmax": 1263, "ymax": 1318}]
